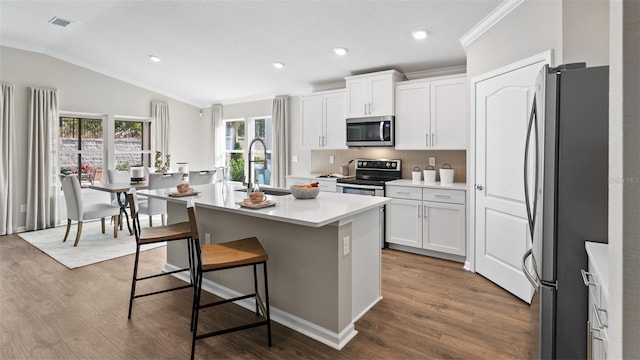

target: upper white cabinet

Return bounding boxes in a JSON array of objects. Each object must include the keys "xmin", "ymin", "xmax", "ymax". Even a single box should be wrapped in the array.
[
  {"xmin": 300, "ymin": 89, "xmax": 347, "ymax": 149},
  {"xmin": 345, "ymin": 70, "xmax": 404, "ymax": 118},
  {"xmin": 395, "ymin": 75, "xmax": 468, "ymax": 150}
]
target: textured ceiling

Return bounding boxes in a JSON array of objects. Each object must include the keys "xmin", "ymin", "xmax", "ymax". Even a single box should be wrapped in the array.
[{"xmin": 0, "ymin": 0, "xmax": 501, "ymax": 107}]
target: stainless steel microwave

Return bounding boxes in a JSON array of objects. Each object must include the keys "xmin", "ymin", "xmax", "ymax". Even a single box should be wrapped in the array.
[{"xmin": 345, "ymin": 116, "xmax": 394, "ymax": 147}]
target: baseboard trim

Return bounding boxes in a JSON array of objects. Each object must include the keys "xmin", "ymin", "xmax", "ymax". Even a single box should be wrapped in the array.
[{"xmin": 164, "ymin": 263, "xmax": 357, "ymax": 350}]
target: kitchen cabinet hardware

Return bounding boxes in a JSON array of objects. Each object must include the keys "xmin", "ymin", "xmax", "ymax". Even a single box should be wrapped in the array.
[
  {"xmin": 435, "ymin": 194, "xmax": 452, "ymax": 198},
  {"xmin": 475, "ymin": 184, "xmax": 484, "ymax": 190},
  {"xmin": 581, "ymin": 269, "xmax": 596, "ymax": 286}
]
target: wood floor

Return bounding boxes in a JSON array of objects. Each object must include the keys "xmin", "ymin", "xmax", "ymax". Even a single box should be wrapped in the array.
[{"xmin": 1, "ymin": 234, "xmax": 534, "ymax": 359}]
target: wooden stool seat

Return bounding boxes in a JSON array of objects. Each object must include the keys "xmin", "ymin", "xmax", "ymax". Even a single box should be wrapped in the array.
[
  {"xmin": 200, "ymin": 237, "xmax": 268, "ymax": 271},
  {"xmin": 137, "ymin": 222, "xmax": 192, "ymax": 244}
]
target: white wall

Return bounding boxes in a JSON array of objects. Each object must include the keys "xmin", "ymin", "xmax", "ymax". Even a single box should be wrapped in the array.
[
  {"xmin": 0, "ymin": 46, "xmax": 210, "ymax": 231},
  {"xmin": 608, "ymin": 0, "xmax": 640, "ymax": 358}
]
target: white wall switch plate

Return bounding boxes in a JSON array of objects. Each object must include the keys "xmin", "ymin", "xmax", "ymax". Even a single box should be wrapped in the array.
[
  {"xmin": 329, "ymin": 155, "xmax": 335, "ymax": 164},
  {"xmin": 204, "ymin": 233, "xmax": 211, "ymax": 244},
  {"xmin": 292, "ymin": 154, "xmax": 299, "ymax": 162},
  {"xmin": 428, "ymin": 157, "xmax": 436, "ymax": 166}
]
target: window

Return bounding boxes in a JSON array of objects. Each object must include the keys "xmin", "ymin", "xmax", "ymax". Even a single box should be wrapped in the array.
[
  {"xmin": 114, "ymin": 118, "xmax": 151, "ymax": 171},
  {"xmin": 223, "ymin": 116, "xmax": 272, "ymax": 185},
  {"xmin": 59, "ymin": 116, "xmax": 104, "ymax": 186}
]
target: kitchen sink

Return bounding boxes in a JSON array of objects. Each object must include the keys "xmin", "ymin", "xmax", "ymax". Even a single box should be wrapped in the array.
[{"xmin": 234, "ymin": 188, "xmax": 291, "ymax": 196}]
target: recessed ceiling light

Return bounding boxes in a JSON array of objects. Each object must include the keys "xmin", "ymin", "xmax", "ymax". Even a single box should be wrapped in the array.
[
  {"xmin": 334, "ymin": 47, "xmax": 348, "ymax": 56},
  {"xmin": 412, "ymin": 29, "xmax": 428, "ymax": 40},
  {"xmin": 273, "ymin": 62, "xmax": 285, "ymax": 69},
  {"xmin": 149, "ymin": 55, "xmax": 161, "ymax": 62}
]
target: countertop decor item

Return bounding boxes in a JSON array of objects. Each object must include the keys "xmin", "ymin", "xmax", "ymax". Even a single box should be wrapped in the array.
[
  {"xmin": 439, "ymin": 164, "xmax": 454, "ymax": 185},
  {"xmin": 290, "ymin": 185, "xmax": 320, "ymax": 199},
  {"xmin": 412, "ymin": 166, "xmax": 422, "ymax": 183},
  {"xmin": 423, "ymin": 165, "xmax": 436, "ymax": 183}
]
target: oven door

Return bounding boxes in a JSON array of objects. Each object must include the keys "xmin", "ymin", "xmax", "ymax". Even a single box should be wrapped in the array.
[{"xmin": 336, "ymin": 183, "xmax": 384, "ymax": 196}]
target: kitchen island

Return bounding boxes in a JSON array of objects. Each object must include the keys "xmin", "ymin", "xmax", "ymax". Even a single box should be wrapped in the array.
[{"xmin": 138, "ymin": 183, "xmax": 390, "ymax": 349}]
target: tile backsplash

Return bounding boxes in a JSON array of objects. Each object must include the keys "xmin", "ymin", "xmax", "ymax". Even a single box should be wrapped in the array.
[{"xmin": 310, "ymin": 149, "xmax": 467, "ymax": 183}]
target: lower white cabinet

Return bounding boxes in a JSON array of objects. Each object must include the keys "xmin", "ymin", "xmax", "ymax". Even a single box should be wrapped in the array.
[
  {"xmin": 584, "ymin": 242, "xmax": 609, "ymax": 360},
  {"xmin": 386, "ymin": 185, "xmax": 466, "ymax": 257}
]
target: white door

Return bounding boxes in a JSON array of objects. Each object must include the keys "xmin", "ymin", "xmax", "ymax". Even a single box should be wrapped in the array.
[{"xmin": 473, "ymin": 53, "xmax": 550, "ymax": 303}]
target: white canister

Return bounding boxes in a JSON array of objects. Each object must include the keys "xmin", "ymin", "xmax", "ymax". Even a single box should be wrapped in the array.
[
  {"xmin": 176, "ymin": 162, "xmax": 189, "ymax": 174},
  {"xmin": 423, "ymin": 165, "xmax": 436, "ymax": 183},
  {"xmin": 439, "ymin": 164, "xmax": 455, "ymax": 185},
  {"xmin": 412, "ymin": 166, "xmax": 422, "ymax": 183}
]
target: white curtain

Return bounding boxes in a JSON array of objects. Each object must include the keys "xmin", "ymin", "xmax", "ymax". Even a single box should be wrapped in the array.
[
  {"xmin": 271, "ymin": 95, "xmax": 289, "ymax": 187},
  {"xmin": 1, "ymin": 83, "xmax": 15, "ymax": 235},
  {"xmin": 212, "ymin": 104, "xmax": 224, "ymax": 167},
  {"xmin": 151, "ymin": 101, "xmax": 170, "ymax": 157},
  {"xmin": 26, "ymin": 87, "xmax": 60, "ymax": 231}
]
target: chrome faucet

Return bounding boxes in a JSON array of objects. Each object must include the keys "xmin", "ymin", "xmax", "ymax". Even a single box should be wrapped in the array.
[{"xmin": 245, "ymin": 137, "xmax": 267, "ymax": 192}]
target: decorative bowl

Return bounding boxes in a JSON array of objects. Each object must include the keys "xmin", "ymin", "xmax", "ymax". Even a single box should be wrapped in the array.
[{"xmin": 290, "ymin": 185, "xmax": 320, "ymax": 199}]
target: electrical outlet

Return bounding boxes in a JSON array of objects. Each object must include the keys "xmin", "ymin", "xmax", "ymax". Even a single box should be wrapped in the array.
[
  {"xmin": 343, "ymin": 236, "xmax": 350, "ymax": 256},
  {"xmin": 329, "ymin": 155, "xmax": 335, "ymax": 164},
  {"xmin": 428, "ymin": 157, "xmax": 436, "ymax": 166},
  {"xmin": 204, "ymin": 233, "xmax": 211, "ymax": 244},
  {"xmin": 19, "ymin": 204, "xmax": 26, "ymax": 213}
]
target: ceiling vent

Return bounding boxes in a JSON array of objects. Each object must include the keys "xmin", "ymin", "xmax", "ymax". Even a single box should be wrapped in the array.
[{"xmin": 48, "ymin": 17, "xmax": 72, "ymax": 27}]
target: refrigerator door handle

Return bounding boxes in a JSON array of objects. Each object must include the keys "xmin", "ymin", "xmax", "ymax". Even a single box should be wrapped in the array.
[{"xmin": 524, "ymin": 95, "xmax": 539, "ymax": 237}]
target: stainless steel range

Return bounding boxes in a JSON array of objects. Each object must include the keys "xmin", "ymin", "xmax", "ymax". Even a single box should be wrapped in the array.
[
  {"xmin": 335, "ymin": 159, "xmax": 402, "ymax": 196},
  {"xmin": 336, "ymin": 159, "xmax": 401, "ymax": 248}
]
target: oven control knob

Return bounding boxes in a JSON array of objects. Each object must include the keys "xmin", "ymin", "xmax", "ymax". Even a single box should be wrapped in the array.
[
  {"xmin": 362, "ymin": 161, "xmax": 367, "ymax": 166},
  {"xmin": 386, "ymin": 162, "xmax": 391, "ymax": 168}
]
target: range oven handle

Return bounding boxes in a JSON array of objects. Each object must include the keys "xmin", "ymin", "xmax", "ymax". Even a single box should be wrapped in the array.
[{"xmin": 336, "ymin": 183, "xmax": 384, "ymax": 191}]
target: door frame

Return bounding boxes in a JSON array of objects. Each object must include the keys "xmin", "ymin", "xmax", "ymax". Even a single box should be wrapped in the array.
[{"xmin": 466, "ymin": 50, "xmax": 553, "ymax": 272}]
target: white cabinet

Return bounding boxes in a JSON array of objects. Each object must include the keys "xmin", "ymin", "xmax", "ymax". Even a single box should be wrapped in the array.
[
  {"xmin": 345, "ymin": 70, "xmax": 404, "ymax": 118},
  {"xmin": 584, "ymin": 242, "xmax": 609, "ymax": 360},
  {"xmin": 395, "ymin": 75, "xmax": 467, "ymax": 150},
  {"xmin": 300, "ymin": 90, "xmax": 346, "ymax": 149},
  {"xmin": 386, "ymin": 185, "xmax": 466, "ymax": 258}
]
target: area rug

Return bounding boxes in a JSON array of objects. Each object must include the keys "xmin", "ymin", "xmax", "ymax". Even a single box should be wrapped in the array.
[{"xmin": 18, "ymin": 220, "xmax": 165, "ymax": 269}]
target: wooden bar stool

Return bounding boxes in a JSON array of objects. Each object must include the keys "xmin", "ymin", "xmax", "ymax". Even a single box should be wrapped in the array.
[
  {"xmin": 126, "ymin": 188, "xmax": 195, "ymax": 319},
  {"xmin": 186, "ymin": 204, "xmax": 272, "ymax": 360}
]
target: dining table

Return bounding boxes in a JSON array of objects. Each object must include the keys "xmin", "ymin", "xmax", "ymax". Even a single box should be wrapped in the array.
[{"xmin": 90, "ymin": 181, "xmax": 148, "ymax": 234}]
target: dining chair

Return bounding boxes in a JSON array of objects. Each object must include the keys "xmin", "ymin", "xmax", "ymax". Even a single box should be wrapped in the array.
[
  {"xmin": 138, "ymin": 172, "xmax": 183, "ymax": 226},
  {"xmin": 187, "ymin": 203, "xmax": 272, "ymax": 360},
  {"xmin": 188, "ymin": 170, "xmax": 216, "ymax": 185},
  {"xmin": 60, "ymin": 174, "xmax": 121, "ymax": 246},
  {"xmin": 126, "ymin": 188, "xmax": 195, "ymax": 319}
]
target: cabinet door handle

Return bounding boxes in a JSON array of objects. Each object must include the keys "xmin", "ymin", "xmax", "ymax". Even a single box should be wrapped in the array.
[
  {"xmin": 322, "ymin": 136, "xmax": 326, "ymax": 147},
  {"xmin": 369, "ymin": 103, "xmax": 372, "ymax": 114},
  {"xmin": 423, "ymin": 204, "xmax": 427, "ymax": 219},
  {"xmin": 435, "ymin": 194, "xmax": 451, "ymax": 198},
  {"xmin": 432, "ymin": 133, "xmax": 435, "ymax": 146},
  {"xmin": 394, "ymin": 191, "xmax": 410, "ymax": 195},
  {"xmin": 364, "ymin": 103, "xmax": 367, "ymax": 115},
  {"xmin": 417, "ymin": 204, "xmax": 421, "ymax": 218},
  {"xmin": 426, "ymin": 132, "xmax": 430, "ymax": 147},
  {"xmin": 593, "ymin": 304, "xmax": 608, "ymax": 328},
  {"xmin": 581, "ymin": 269, "xmax": 596, "ymax": 286}
]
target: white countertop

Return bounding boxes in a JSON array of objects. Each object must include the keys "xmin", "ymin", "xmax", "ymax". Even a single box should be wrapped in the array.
[
  {"xmin": 138, "ymin": 183, "xmax": 390, "ymax": 228},
  {"xmin": 585, "ymin": 241, "xmax": 609, "ymax": 297},
  {"xmin": 386, "ymin": 179, "xmax": 468, "ymax": 190}
]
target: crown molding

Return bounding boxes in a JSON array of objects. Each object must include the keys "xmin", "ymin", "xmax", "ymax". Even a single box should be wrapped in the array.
[
  {"xmin": 459, "ymin": 0, "xmax": 525, "ymax": 49},
  {"xmin": 404, "ymin": 65, "xmax": 467, "ymax": 80}
]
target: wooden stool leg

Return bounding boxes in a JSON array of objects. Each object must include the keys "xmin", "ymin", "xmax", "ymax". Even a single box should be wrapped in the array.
[
  {"xmin": 101, "ymin": 218, "xmax": 106, "ymax": 233},
  {"xmin": 63, "ymin": 218, "xmax": 72, "ymax": 242},
  {"xmin": 114, "ymin": 215, "xmax": 119, "ymax": 238},
  {"xmin": 73, "ymin": 221, "xmax": 83, "ymax": 247}
]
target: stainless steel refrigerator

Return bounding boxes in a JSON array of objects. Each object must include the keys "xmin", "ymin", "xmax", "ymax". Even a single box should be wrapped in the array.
[{"xmin": 522, "ymin": 63, "xmax": 609, "ymax": 359}]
